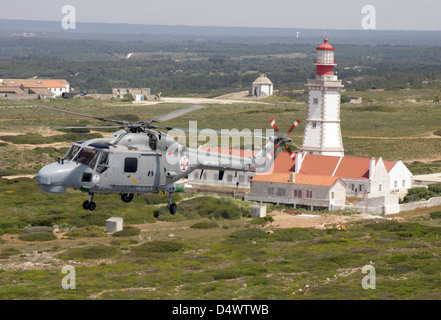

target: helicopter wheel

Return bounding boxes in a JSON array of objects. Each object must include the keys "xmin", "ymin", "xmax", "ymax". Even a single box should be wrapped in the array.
[
  {"xmin": 83, "ymin": 201, "xmax": 97, "ymax": 211},
  {"xmin": 169, "ymin": 202, "xmax": 177, "ymax": 215},
  {"xmin": 121, "ymin": 193, "xmax": 134, "ymax": 203},
  {"xmin": 88, "ymin": 202, "xmax": 96, "ymax": 211}
]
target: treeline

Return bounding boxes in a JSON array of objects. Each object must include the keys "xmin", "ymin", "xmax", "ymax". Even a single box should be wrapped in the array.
[{"xmin": 1, "ymin": 38, "xmax": 441, "ymax": 94}]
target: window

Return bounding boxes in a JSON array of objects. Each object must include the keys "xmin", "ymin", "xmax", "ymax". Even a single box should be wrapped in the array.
[
  {"xmin": 294, "ymin": 190, "xmax": 302, "ymax": 198},
  {"xmin": 359, "ymin": 185, "xmax": 364, "ymax": 192},
  {"xmin": 75, "ymin": 147, "xmax": 98, "ymax": 166},
  {"xmin": 64, "ymin": 145, "xmax": 81, "ymax": 161},
  {"xmin": 227, "ymin": 174, "xmax": 233, "ymax": 182},
  {"xmin": 239, "ymin": 175, "xmax": 245, "ymax": 183},
  {"xmin": 277, "ymin": 188, "xmax": 286, "ymax": 196},
  {"xmin": 378, "ymin": 184, "xmax": 382, "ymax": 192},
  {"xmin": 331, "ymin": 192, "xmax": 334, "ymax": 199},
  {"xmin": 96, "ymin": 151, "xmax": 109, "ymax": 173},
  {"xmin": 394, "ymin": 181, "xmax": 398, "ymax": 188},
  {"xmin": 306, "ymin": 191, "xmax": 313, "ymax": 198},
  {"xmin": 124, "ymin": 157, "xmax": 138, "ymax": 173},
  {"xmin": 268, "ymin": 187, "xmax": 274, "ymax": 195},
  {"xmin": 313, "ymin": 98, "xmax": 318, "ymax": 104},
  {"xmin": 402, "ymin": 180, "xmax": 406, "ymax": 187},
  {"xmin": 312, "ymin": 122, "xmax": 317, "ymax": 128}
]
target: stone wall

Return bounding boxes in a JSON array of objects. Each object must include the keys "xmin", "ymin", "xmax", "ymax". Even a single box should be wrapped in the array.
[{"xmin": 399, "ymin": 196, "xmax": 441, "ymax": 212}]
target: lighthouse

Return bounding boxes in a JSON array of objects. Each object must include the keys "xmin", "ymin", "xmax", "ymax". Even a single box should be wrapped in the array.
[{"xmin": 300, "ymin": 38, "xmax": 344, "ymax": 157}]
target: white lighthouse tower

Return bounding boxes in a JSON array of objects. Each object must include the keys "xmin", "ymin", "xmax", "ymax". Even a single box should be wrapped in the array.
[{"xmin": 300, "ymin": 38, "xmax": 344, "ymax": 157}]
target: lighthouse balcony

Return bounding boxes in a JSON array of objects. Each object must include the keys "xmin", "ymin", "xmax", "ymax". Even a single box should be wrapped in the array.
[{"xmin": 314, "ymin": 58, "xmax": 337, "ymax": 65}]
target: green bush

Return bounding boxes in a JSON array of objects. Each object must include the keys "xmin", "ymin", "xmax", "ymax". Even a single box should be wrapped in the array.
[
  {"xmin": 18, "ymin": 232, "xmax": 57, "ymax": 242},
  {"xmin": 429, "ymin": 212, "xmax": 441, "ymax": 219},
  {"xmin": 0, "ymin": 227, "xmax": 22, "ymax": 235},
  {"xmin": 230, "ymin": 228, "xmax": 268, "ymax": 240},
  {"xmin": 66, "ymin": 226, "xmax": 108, "ymax": 238},
  {"xmin": 428, "ymin": 183, "xmax": 441, "ymax": 194},
  {"xmin": 213, "ymin": 269, "xmax": 242, "ymax": 280},
  {"xmin": 402, "ymin": 187, "xmax": 429, "ymax": 203},
  {"xmin": 131, "ymin": 240, "xmax": 186, "ymax": 256},
  {"xmin": 249, "ymin": 216, "xmax": 274, "ymax": 224},
  {"xmin": 110, "ymin": 238, "xmax": 139, "ymax": 246},
  {"xmin": 112, "ymin": 226, "xmax": 141, "ymax": 237},
  {"xmin": 58, "ymin": 245, "xmax": 121, "ymax": 260},
  {"xmin": 274, "ymin": 228, "xmax": 325, "ymax": 242},
  {"xmin": 191, "ymin": 221, "xmax": 219, "ymax": 229},
  {"xmin": 0, "ymin": 220, "xmax": 28, "ymax": 229}
]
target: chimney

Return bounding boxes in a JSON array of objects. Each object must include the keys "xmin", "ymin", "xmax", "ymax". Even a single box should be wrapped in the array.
[
  {"xmin": 369, "ymin": 157, "xmax": 375, "ymax": 180},
  {"xmin": 295, "ymin": 152, "xmax": 303, "ymax": 174},
  {"xmin": 289, "ymin": 172, "xmax": 296, "ymax": 183}
]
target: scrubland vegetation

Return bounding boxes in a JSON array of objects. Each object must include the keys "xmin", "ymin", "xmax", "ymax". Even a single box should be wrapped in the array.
[{"xmin": 1, "ymin": 177, "xmax": 441, "ymax": 299}]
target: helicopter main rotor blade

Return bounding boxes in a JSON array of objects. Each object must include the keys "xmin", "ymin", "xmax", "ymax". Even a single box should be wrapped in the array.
[
  {"xmin": 56, "ymin": 125, "xmax": 126, "ymax": 130},
  {"xmin": 1, "ymin": 97, "xmax": 128, "ymax": 125},
  {"xmin": 149, "ymin": 104, "xmax": 205, "ymax": 124}
]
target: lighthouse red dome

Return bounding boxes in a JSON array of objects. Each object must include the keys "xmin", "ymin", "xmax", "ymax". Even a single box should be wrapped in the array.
[{"xmin": 316, "ymin": 38, "xmax": 335, "ymax": 51}]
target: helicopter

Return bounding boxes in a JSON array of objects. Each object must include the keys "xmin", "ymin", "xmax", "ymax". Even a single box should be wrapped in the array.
[{"xmin": 2, "ymin": 97, "xmax": 298, "ymax": 214}]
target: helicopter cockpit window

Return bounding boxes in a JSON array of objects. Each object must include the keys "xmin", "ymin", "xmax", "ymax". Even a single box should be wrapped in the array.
[
  {"xmin": 74, "ymin": 147, "xmax": 98, "ymax": 166},
  {"xmin": 96, "ymin": 151, "xmax": 109, "ymax": 174},
  {"xmin": 64, "ymin": 145, "xmax": 81, "ymax": 161}
]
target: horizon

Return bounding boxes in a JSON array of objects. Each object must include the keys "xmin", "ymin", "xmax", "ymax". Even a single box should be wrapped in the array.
[
  {"xmin": 1, "ymin": 17, "xmax": 441, "ymax": 33},
  {"xmin": 1, "ymin": 1, "xmax": 441, "ymax": 32}
]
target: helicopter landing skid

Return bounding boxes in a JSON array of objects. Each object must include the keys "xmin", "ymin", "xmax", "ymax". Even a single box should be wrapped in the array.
[{"xmin": 83, "ymin": 192, "xmax": 96, "ymax": 211}]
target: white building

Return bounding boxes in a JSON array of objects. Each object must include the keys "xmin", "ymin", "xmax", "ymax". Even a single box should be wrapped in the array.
[
  {"xmin": 301, "ymin": 38, "xmax": 344, "ymax": 157},
  {"xmin": 251, "ymin": 74, "xmax": 273, "ymax": 97}
]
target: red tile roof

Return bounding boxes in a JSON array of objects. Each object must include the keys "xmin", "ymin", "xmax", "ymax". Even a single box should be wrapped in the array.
[
  {"xmin": 333, "ymin": 156, "xmax": 370, "ymax": 180},
  {"xmin": 272, "ymin": 152, "xmax": 295, "ymax": 173},
  {"xmin": 297, "ymin": 154, "xmax": 340, "ymax": 176},
  {"xmin": 269, "ymin": 153, "xmax": 399, "ymax": 181}
]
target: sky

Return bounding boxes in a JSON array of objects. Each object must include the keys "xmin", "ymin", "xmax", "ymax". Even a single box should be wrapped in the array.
[{"xmin": 1, "ymin": 0, "xmax": 441, "ymax": 31}]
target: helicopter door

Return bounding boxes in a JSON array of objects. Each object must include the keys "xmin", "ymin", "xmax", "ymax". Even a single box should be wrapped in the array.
[
  {"xmin": 139, "ymin": 153, "xmax": 161, "ymax": 187},
  {"xmin": 110, "ymin": 153, "xmax": 162, "ymax": 188}
]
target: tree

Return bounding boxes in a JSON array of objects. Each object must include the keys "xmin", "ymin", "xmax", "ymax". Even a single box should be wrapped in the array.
[{"xmin": 122, "ymin": 93, "xmax": 134, "ymax": 101}]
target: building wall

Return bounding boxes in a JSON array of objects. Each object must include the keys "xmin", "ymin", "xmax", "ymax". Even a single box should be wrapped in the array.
[
  {"xmin": 370, "ymin": 158, "xmax": 390, "ymax": 198},
  {"xmin": 344, "ymin": 178, "xmax": 369, "ymax": 197},
  {"xmin": 388, "ymin": 161, "xmax": 413, "ymax": 193},
  {"xmin": 301, "ymin": 80, "xmax": 344, "ymax": 156},
  {"xmin": 252, "ymin": 84, "xmax": 273, "ymax": 96},
  {"xmin": 49, "ymin": 87, "xmax": 68, "ymax": 98},
  {"xmin": 189, "ymin": 169, "xmax": 254, "ymax": 188},
  {"xmin": 112, "ymin": 88, "xmax": 150, "ymax": 99},
  {"xmin": 246, "ymin": 180, "xmax": 346, "ymax": 210}
]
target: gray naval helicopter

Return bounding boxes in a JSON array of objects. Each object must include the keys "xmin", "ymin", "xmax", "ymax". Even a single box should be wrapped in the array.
[{"xmin": 5, "ymin": 97, "xmax": 296, "ymax": 214}]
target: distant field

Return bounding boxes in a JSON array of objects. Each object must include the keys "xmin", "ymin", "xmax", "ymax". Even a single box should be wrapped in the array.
[{"xmin": 1, "ymin": 87, "xmax": 441, "ymax": 176}]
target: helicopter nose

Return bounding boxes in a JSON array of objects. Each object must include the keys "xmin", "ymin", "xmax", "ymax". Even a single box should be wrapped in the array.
[{"xmin": 36, "ymin": 162, "xmax": 77, "ymax": 194}]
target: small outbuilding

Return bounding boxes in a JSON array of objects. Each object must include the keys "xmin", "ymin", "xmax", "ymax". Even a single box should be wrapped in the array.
[
  {"xmin": 251, "ymin": 74, "xmax": 273, "ymax": 97},
  {"xmin": 106, "ymin": 217, "xmax": 123, "ymax": 234}
]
